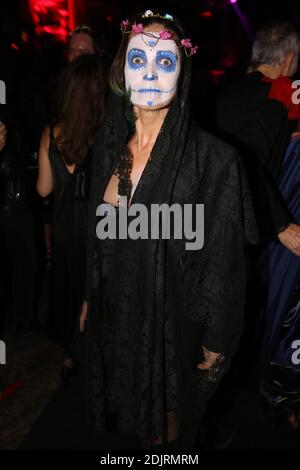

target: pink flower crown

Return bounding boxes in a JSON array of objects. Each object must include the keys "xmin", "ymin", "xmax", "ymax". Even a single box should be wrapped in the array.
[{"xmin": 120, "ymin": 12, "xmax": 198, "ymax": 58}]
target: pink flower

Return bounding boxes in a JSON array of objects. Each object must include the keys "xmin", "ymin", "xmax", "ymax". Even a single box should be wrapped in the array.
[
  {"xmin": 132, "ymin": 22, "xmax": 144, "ymax": 33},
  {"xmin": 120, "ymin": 19, "xmax": 129, "ymax": 29},
  {"xmin": 181, "ymin": 38, "xmax": 192, "ymax": 48},
  {"xmin": 190, "ymin": 45, "xmax": 199, "ymax": 56},
  {"xmin": 159, "ymin": 30, "xmax": 173, "ymax": 40}
]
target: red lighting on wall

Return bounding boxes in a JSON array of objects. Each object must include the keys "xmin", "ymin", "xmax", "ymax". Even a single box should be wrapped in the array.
[
  {"xmin": 67, "ymin": 0, "xmax": 75, "ymax": 30},
  {"xmin": 200, "ymin": 11, "xmax": 213, "ymax": 18},
  {"xmin": 10, "ymin": 43, "xmax": 20, "ymax": 51},
  {"xmin": 28, "ymin": 0, "xmax": 75, "ymax": 42},
  {"xmin": 209, "ymin": 69, "xmax": 225, "ymax": 84}
]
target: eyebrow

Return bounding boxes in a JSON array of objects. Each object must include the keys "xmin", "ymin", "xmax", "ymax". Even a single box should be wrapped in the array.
[
  {"xmin": 156, "ymin": 50, "xmax": 178, "ymax": 59},
  {"xmin": 129, "ymin": 48, "xmax": 178, "ymax": 58}
]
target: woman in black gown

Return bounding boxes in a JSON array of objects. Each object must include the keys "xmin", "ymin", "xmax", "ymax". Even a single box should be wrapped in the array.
[
  {"xmin": 37, "ymin": 54, "xmax": 106, "ymax": 377},
  {"xmin": 80, "ymin": 10, "xmax": 258, "ymax": 449}
]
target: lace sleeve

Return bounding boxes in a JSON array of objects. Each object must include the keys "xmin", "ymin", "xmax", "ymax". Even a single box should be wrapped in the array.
[{"xmin": 181, "ymin": 147, "xmax": 258, "ymax": 357}]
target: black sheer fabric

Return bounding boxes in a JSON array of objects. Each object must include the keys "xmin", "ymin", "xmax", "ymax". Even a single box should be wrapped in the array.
[
  {"xmin": 83, "ymin": 59, "xmax": 258, "ymax": 449},
  {"xmin": 48, "ymin": 128, "xmax": 91, "ymax": 353}
]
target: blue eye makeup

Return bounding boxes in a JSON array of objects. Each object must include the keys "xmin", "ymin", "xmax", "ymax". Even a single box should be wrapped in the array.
[
  {"xmin": 155, "ymin": 50, "xmax": 177, "ymax": 73},
  {"xmin": 127, "ymin": 48, "xmax": 147, "ymax": 70}
]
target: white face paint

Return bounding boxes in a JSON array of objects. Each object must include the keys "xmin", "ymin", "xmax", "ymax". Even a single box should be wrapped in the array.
[{"xmin": 124, "ymin": 32, "xmax": 181, "ymax": 109}]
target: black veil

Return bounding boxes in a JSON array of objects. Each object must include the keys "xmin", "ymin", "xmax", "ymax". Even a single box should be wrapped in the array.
[{"xmin": 82, "ymin": 20, "xmax": 258, "ymax": 449}]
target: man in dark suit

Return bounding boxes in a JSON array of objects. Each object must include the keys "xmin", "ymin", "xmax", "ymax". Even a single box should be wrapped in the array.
[
  {"xmin": 217, "ymin": 20, "xmax": 300, "ymax": 255},
  {"xmin": 209, "ymin": 20, "xmax": 300, "ymax": 448}
]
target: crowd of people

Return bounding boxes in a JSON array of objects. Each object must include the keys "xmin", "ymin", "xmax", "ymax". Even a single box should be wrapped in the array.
[{"xmin": 1, "ymin": 9, "xmax": 300, "ymax": 449}]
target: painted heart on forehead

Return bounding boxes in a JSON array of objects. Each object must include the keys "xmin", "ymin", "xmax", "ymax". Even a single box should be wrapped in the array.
[{"xmin": 124, "ymin": 32, "xmax": 181, "ymax": 109}]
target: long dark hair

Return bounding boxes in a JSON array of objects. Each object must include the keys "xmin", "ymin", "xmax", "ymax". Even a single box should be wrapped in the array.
[
  {"xmin": 54, "ymin": 54, "xmax": 106, "ymax": 165},
  {"xmin": 110, "ymin": 10, "xmax": 186, "ymax": 97}
]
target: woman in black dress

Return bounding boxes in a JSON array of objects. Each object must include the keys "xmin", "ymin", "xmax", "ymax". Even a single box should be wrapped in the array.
[
  {"xmin": 80, "ymin": 10, "xmax": 258, "ymax": 449},
  {"xmin": 37, "ymin": 54, "xmax": 106, "ymax": 378}
]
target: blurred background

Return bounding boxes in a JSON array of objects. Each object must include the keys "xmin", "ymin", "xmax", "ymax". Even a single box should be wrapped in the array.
[{"xmin": 1, "ymin": 0, "xmax": 300, "ymax": 130}]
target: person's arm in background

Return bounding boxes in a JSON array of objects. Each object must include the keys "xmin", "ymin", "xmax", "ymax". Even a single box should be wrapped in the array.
[
  {"xmin": 217, "ymin": 95, "xmax": 300, "ymax": 256},
  {"xmin": 243, "ymin": 101, "xmax": 300, "ymax": 256},
  {"xmin": 36, "ymin": 127, "xmax": 53, "ymax": 197},
  {"xmin": 0, "ymin": 123, "xmax": 7, "ymax": 152}
]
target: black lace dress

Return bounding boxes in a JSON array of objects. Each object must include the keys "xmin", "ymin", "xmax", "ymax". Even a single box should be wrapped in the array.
[
  {"xmin": 91, "ymin": 202, "xmax": 143, "ymax": 427},
  {"xmin": 48, "ymin": 129, "xmax": 91, "ymax": 355}
]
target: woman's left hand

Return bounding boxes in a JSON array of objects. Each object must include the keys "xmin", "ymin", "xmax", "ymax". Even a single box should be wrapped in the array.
[
  {"xmin": 197, "ymin": 346, "xmax": 222, "ymax": 370},
  {"xmin": 79, "ymin": 301, "xmax": 88, "ymax": 332}
]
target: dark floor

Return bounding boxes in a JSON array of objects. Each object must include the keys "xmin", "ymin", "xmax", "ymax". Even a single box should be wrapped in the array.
[
  {"xmin": 1, "ymin": 327, "xmax": 300, "ymax": 450},
  {"xmin": 0, "ymin": 271, "xmax": 300, "ymax": 451},
  {"xmin": 0, "ymin": 331, "xmax": 62, "ymax": 450},
  {"xmin": 18, "ymin": 373, "xmax": 300, "ymax": 450}
]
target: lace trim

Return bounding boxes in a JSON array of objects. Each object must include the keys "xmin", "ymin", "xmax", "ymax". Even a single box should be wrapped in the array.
[{"xmin": 114, "ymin": 146, "xmax": 133, "ymax": 205}]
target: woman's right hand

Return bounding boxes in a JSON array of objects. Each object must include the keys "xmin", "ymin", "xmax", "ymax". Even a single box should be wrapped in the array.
[{"xmin": 80, "ymin": 301, "xmax": 88, "ymax": 332}]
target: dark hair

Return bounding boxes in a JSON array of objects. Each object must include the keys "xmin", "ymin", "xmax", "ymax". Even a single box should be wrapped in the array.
[
  {"xmin": 252, "ymin": 20, "xmax": 300, "ymax": 67},
  {"xmin": 54, "ymin": 54, "xmax": 106, "ymax": 165},
  {"xmin": 110, "ymin": 10, "xmax": 186, "ymax": 96}
]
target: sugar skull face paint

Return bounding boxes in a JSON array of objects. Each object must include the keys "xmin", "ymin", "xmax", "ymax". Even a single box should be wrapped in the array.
[{"xmin": 124, "ymin": 32, "xmax": 181, "ymax": 109}]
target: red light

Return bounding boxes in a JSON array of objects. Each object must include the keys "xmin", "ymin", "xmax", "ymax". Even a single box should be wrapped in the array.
[
  {"xmin": 209, "ymin": 70, "xmax": 225, "ymax": 84},
  {"xmin": 106, "ymin": 16, "xmax": 113, "ymax": 22},
  {"xmin": 10, "ymin": 43, "xmax": 19, "ymax": 51},
  {"xmin": 28, "ymin": 0, "xmax": 75, "ymax": 42},
  {"xmin": 209, "ymin": 70, "xmax": 225, "ymax": 77},
  {"xmin": 200, "ymin": 11, "xmax": 213, "ymax": 18},
  {"xmin": 57, "ymin": 8, "xmax": 68, "ymax": 17}
]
